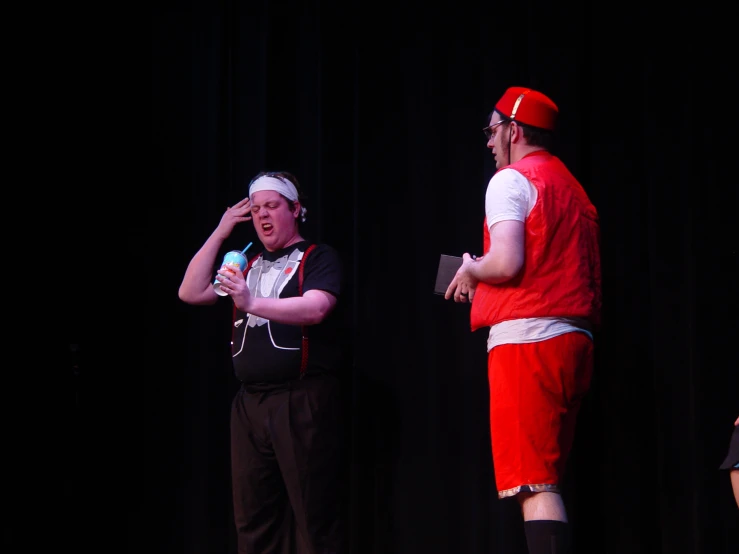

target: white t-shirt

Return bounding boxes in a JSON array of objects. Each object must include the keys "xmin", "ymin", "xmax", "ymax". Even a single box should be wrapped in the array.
[
  {"xmin": 483, "ymin": 168, "xmax": 592, "ymax": 352},
  {"xmin": 485, "ymin": 168, "xmax": 538, "ymax": 226}
]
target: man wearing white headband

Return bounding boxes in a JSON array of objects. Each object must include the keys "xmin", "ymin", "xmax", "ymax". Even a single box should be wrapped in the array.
[
  {"xmin": 248, "ymin": 173, "xmax": 309, "ymax": 250},
  {"xmin": 179, "ymin": 170, "xmax": 346, "ymax": 554}
]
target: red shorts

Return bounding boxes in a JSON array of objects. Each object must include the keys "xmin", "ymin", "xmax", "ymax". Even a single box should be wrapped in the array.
[{"xmin": 487, "ymin": 332, "xmax": 593, "ymax": 498}]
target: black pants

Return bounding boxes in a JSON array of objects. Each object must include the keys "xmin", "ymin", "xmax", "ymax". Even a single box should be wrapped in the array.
[{"xmin": 231, "ymin": 374, "xmax": 344, "ymax": 554}]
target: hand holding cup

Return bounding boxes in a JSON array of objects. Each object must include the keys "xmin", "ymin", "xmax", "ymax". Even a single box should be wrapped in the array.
[{"xmin": 213, "ymin": 250, "xmax": 248, "ymax": 296}]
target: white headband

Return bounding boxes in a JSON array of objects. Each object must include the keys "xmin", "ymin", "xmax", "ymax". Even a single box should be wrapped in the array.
[{"xmin": 249, "ymin": 176, "xmax": 298, "ymax": 201}]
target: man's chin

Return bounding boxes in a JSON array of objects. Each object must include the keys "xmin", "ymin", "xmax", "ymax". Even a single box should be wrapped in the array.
[{"xmin": 260, "ymin": 235, "xmax": 281, "ymax": 251}]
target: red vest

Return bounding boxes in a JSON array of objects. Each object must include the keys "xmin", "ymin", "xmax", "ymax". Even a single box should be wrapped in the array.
[{"xmin": 469, "ymin": 151, "xmax": 602, "ymax": 331}]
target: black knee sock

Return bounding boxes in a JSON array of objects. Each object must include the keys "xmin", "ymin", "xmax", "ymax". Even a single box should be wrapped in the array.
[{"xmin": 523, "ymin": 520, "xmax": 570, "ymax": 554}]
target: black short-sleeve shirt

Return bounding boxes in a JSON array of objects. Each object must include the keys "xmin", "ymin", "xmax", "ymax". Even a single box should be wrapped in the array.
[{"xmin": 231, "ymin": 241, "xmax": 343, "ymax": 383}]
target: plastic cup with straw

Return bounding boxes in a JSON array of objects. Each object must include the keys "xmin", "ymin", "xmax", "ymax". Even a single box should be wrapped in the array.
[{"xmin": 213, "ymin": 242, "xmax": 253, "ymax": 296}]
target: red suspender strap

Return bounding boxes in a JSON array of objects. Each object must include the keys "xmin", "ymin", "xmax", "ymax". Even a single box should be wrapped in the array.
[{"xmin": 299, "ymin": 244, "xmax": 317, "ymax": 378}]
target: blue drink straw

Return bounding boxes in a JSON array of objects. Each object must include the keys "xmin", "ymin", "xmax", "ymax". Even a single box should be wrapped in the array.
[{"xmin": 241, "ymin": 242, "xmax": 253, "ymax": 254}]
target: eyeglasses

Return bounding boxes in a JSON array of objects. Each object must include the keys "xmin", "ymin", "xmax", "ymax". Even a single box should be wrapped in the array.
[{"xmin": 482, "ymin": 120, "xmax": 507, "ymax": 140}]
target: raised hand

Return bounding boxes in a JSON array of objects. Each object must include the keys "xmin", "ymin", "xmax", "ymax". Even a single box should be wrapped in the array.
[{"xmin": 215, "ymin": 197, "xmax": 253, "ymax": 239}]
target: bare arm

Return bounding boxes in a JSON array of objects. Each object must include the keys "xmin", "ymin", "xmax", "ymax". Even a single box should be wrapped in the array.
[
  {"xmin": 445, "ymin": 219, "xmax": 524, "ymax": 303},
  {"xmin": 468, "ymin": 220, "xmax": 525, "ymax": 285},
  {"xmin": 242, "ymin": 288, "xmax": 336, "ymax": 325},
  {"xmin": 215, "ymin": 264, "xmax": 337, "ymax": 325},
  {"xmin": 178, "ymin": 197, "xmax": 252, "ymax": 305}
]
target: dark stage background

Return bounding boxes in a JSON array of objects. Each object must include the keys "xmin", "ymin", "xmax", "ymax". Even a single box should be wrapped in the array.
[{"xmin": 58, "ymin": 2, "xmax": 739, "ymax": 553}]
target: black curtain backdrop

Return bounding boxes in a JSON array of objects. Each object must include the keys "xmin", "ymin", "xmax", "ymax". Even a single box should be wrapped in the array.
[{"xmin": 54, "ymin": 1, "xmax": 739, "ymax": 553}]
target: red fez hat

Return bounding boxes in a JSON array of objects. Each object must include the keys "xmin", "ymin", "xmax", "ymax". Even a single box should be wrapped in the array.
[{"xmin": 494, "ymin": 87, "xmax": 558, "ymax": 131}]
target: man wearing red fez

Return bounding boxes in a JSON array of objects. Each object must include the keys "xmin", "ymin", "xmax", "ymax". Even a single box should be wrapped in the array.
[{"xmin": 445, "ymin": 86, "xmax": 602, "ymax": 554}]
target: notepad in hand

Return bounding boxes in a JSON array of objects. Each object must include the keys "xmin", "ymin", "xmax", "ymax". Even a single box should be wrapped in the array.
[{"xmin": 434, "ymin": 254, "xmax": 463, "ymax": 295}]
